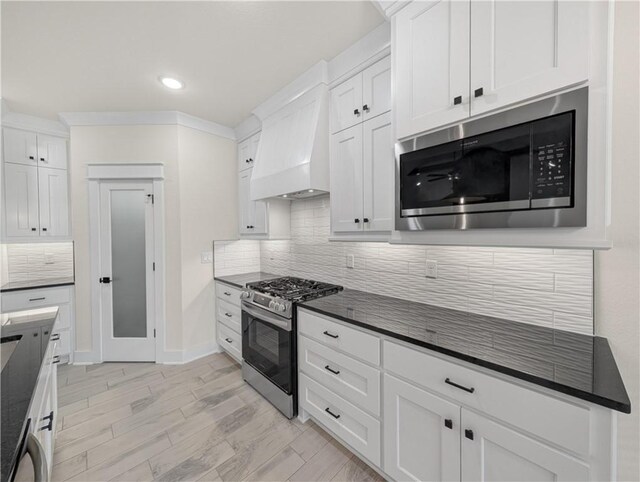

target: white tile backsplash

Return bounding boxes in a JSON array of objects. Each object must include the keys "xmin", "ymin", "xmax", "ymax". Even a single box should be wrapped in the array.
[
  {"xmin": 257, "ymin": 195, "xmax": 594, "ymax": 335},
  {"xmin": 214, "ymin": 240, "xmax": 261, "ymax": 276},
  {"xmin": 1, "ymin": 242, "xmax": 75, "ymax": 283}
]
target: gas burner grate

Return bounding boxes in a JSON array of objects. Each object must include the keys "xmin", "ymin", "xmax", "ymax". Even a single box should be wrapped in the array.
[{"xmin": 247, "ymin": 277, "xmax": 343, "ymax": 302}]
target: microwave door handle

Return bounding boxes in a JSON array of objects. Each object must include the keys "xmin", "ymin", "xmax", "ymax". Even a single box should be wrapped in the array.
[{"xmin": 241, "ymin": 302, "xmax": 292, "ymax": 331}]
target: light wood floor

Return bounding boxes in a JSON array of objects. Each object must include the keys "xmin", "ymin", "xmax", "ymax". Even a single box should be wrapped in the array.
[{"xmin": 53, "ymin": 353, "xmax": 386, "ymax": 482}]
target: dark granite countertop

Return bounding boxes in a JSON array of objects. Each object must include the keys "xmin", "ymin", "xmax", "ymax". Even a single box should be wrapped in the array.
[
  {"xmin": 214, "ymin": 272, "xmax": 281, "ymax": 289},
  {"xmin": 1, "ymin": 277, "xmax": 75, "ymax": 293},
  {"xmin": 299, "ymin": 289, "xmax": 631, "ymax": 414},
  {"xmin": 1, "ymin": 307, "xmax": 58, "ymax": 482}
]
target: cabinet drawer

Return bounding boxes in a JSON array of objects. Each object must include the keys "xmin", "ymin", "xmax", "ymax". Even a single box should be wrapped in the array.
[
  {"xmin": 217, "ymin": 299, "xmax": 241, "ymax": 332},
  {"xmin": 52, "ymin": 329, "xmax": 71, "ymax": 357},
  {"xmin": 215, "ymin": 283, "xmax": 243, "ymax": 307},
  {"xmin": 1, "ymin": 286, "xmax": 71, "ymax": 312},
  {"xmin": 299, "ymin": 373, "xmax": 380, "ymax": 466},
  {"xmin": 298, "ymin": 309, "xmax": 380, "ymax": 366},
  {"xmin": 383, "ymin": 340, "xmax": 590, "ymax": 456},
  {"xmin": 217, "ymin": 322, "xmax": 241, "ymax": 363},
  {"xmin": 299, "ymin": 335, "xmax": 380, "ymax": 416}
]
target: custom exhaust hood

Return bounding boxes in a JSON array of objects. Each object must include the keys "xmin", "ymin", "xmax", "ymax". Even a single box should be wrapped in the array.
[{"xmin": 250, "ymin": 63, "xmax": 330, "ymax": 201}]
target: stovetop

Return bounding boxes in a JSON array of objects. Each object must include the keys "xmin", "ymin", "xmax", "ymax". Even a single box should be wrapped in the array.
[{"xmin": 246, "ymin": 276, "xmax": 343, "ymax": 303}]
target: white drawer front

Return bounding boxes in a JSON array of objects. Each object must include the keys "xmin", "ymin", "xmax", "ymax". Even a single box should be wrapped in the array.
[
  {"xmin": 217, "ymin": 299, "xmax": 242, "ymax": 332},
  {"xmin": 1, "ymin": 286, "xmax": 71, "ymax": 312},
  {"xmin": 383, "ymin": 340, "xmax": 590, "ymax": 457},
  {"xmin": 53, "ymin": 329, "xmax": 71, "ymax": 356},
  {"xmin": 298, "ymin": 309, "xmax": 380, "ymax": 366},
  {"xmin": 217, "ymin": 321, "xmax": 242, "ymax": 362},
  {"xmin": 215, "ymin": 283, "xmax": 243, "ymax": 307},
  {"xmin": 299, "ymin": 373, "xmax": 380, "ymax": 466},
  {"xmin": 299, "ymin": 335, "xmax": 380, "ymax": 416}
]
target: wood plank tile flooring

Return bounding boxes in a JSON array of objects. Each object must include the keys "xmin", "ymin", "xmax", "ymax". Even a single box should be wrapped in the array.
[{"xmin": 53, "ymin": 353, "xmax": 386, "ymax": 482}]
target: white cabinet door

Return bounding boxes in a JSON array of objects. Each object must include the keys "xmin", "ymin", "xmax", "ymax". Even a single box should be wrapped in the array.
[
  {"xmin": 36, "ymin": 134, "xmax": 68, "ymax": 170},
  {"xmin": 461, "ymin": 410, "xmax": 589, "ymax": 482},
  {"xmin": 330, "ymin": 73, "xmax": 363, "ymax": 134},
  {"xmin": 470, "ymin": 1, "xmax": 588, "ymax": 116},
  {"xmin": 4, "ymin": 163, "xmax": 40, "ymax": 237},
  {"xmin": 330, "ymin": 124, "xmax": 363, "ymax": 233},
  {"xmin": 384, "ymin": 374, "xmax": 461, "ymax": 482},
  {"xmin": 394, "ymin": 0, "xmax": 470, "ymax": 139},
  {"xmin": 3, "ymin": 128, "xmax": 38, "ymax": 166},
  {"xmin": 250, "ymin": 132, "xmax": 260, "ymax": 165},
  {"xmin": 362, "ymin": 56, "xmax": 391, "ymax": 121},
  {"xmin": 38, "ymin": 166, "xmax": 70, "ymax": 237},
  {"xmin": 238, "ymin": 168, "xmax": 267, "ymax": 235},
  {"xmin": 362, "ymin": 112, "xmax": 394, "ymax": 232},
  {"xmin": 238, "ymin": 137, "xmax": 252, "ymax": 171}
]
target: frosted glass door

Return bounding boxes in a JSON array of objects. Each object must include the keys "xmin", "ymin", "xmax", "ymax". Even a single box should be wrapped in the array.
[
  {"xmin": 110, "ymin": 190, "xmax": 147, "ymax": 338},
  {"xmin": 99, "ymin": 181, "xmax": 155, "ymax": 361}
]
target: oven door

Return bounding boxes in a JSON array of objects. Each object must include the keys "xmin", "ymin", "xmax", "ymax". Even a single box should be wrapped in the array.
[{"xmin": 241, "ymin": 302, "xmax": 293, "ymax": 395}]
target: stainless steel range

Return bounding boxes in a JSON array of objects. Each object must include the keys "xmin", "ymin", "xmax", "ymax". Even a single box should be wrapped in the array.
[{"xmin": 240, "ymin": 277, "xmax": 343, "ymax": 419}]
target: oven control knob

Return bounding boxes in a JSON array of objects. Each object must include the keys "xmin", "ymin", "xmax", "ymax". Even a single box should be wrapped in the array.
[
  {"xmin": 240, "ymin": 291, "xmax": 250, "ymax": 300},
  {"xmin": 268, "ymin": 300, "xmax": 276, "ymax": 309},
  {"xmin": 276, "ymin": 303, "xmax": 287, "ymax": 312}
]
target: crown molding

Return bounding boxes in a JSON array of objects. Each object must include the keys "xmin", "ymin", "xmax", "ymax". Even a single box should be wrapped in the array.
[
  {"xmin": 59, "ymin": 111, "xmax": 236, "ymax": 140},
  {"xmin": 234, "ymin": 115, "xmax": 262, "ymax": 142},
  {"xmin": 1, "ymin": 103, "xmax": 70, "ymax": 137}
]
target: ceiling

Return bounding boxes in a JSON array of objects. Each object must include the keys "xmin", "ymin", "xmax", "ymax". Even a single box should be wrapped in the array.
[{"xmin": 1, "ymin": 1, "xmax": 384, "ymax": 127}]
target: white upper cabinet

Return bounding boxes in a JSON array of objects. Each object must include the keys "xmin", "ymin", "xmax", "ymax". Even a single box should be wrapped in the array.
[
  {"xmin": 331, "ymin": 57, "xmax": 391, "ymax": 134},
  {"xmin": 384, "ymin": 374, "xmax": 461, "ymax": 482},
  {"xmin": 461, "ymin": 410, "xmax": 589, "ymax": 482},
  {"xmin": 394, "ymin": 0, "xmax": 470, "ymax": 139},
  {"xmin": 331, "ymin": 74, "xmax": 363, "ymax": 133},
  {"xmin": 238, "ymin": 132, "xmax": 260, "ymax": 171},
  {"xmin": 394, "ymin": 0, "xmax": 589, "ymax": 139},
  {"xmin": 470, "ymin": 1, "xmax": 588, "ymax": 116},
  {"xmin": 38, "ymin": 167, "xmax": 70, "ymax": 237},
  {"xmin": 2, "ymin": 127, "xmax": 70, "ymax": 239},
  {"xmin": 330, "ymin": 124, "xmax": 363, "ymax": 233},
  {"xmin": 238, "ymin": 168, "xmax": 267, "ymax": 235},
  {"xmin": 4, "ymin": 163, "xmax": 40, "ymax": 237},
  {"xmin": 3, "ymin": 128, "xmax": 38, "ymax": 166},
  {"xmin": 362, "ymin": 112, "xmax": 394, "ymax": 232},
  {"xmin": 362, "ymin": 56, "xmax": 392, "ymax": 121},
  {"xmin": 36, "ymin": 134, "xmax": 68, "ymax": 170}
]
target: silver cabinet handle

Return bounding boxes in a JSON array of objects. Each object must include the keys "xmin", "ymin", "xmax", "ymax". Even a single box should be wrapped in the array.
[
  {"xmin": 25, "ymin": 432, "xmax": 48, "ymax": 482},
  {"xmin": 225, "ymin": 337, "xmax": 233, "ymax": 343},
  {"xmin": 224, "ymin": 292, "xmax": 231, "ymax": 296},
  {"xmin": 29, "ymin": 297, "xmax": 46, "ymax": 302},
  {"xmin": 224, "ymin": 313, "xmax": 232, "ymax": 317}
]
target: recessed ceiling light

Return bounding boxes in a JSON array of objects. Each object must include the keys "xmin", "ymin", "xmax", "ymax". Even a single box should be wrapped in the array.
[{"xmin": 159, "ymin": 77, "xmax": 184, "ymax": 90}]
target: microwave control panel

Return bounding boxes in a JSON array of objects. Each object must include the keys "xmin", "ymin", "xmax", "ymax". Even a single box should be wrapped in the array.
[{"xmin": 531, "ymin": 112, "xmax": 574, "ymax": 204}]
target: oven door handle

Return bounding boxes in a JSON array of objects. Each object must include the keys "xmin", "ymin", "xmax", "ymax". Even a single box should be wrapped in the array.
[
  {"xmin": 242, "ymin": 302, "xmax": 292, "ymax": 332},
  {"xmin": 25, "ymin": 432, "xmax": 48, "ymax": 482}
]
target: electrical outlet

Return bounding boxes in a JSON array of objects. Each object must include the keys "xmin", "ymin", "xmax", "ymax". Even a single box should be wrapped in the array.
[
  {"xmin": 346, "ymin": 254, "xmax": 355, "ymax": 269},
  {"xmin": 426, "ymin": 259, "xmax": 438, "ymax": 278},
  {"xmin": 201, "ymin": 251, "xmax": 213, "ymax": 264}
]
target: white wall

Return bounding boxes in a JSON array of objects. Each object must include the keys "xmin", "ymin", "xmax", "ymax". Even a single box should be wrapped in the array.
[
  {"xmin": 177, "ymin": 125, "xmax": 237, "ymax": 355},
  {"xmin": 594, "ymin": 2, "xmax": 640, "ymax": 480},
  {"xmin": 69, "ymin": 123, "xmax": 237, "ymax": 359}
]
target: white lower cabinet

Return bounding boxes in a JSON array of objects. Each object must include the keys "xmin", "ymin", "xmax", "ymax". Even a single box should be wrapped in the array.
[
  {"xmin": 296, "ymin": 308, "xmax": 614, "ymax": 482},
  {"xmin": 461, "ymin": 410, "xmax": 589, "ymax": 482},
  {"xmin": 299, "ymin": 373, "xmax": 381, "ymax": 466},
  {"xmin": 215, "ymin": 281, "xmax": 243, "ymax": 363},
  {"xmin": 384, "ymin": 374, "xmax": 461, "ymax": 482}
]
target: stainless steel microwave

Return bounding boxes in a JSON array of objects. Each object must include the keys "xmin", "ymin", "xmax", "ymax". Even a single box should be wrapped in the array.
[{"xmin": 395, "ymin": 88, "xmax": 588, "ymax": 230}]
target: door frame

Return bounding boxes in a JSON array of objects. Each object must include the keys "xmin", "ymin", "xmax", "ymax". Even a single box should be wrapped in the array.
[{"xmin": 86, "ymin": 163, "xmax": 166, "ymax": 363}]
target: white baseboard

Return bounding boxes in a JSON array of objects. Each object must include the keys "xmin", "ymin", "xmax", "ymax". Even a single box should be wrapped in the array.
[
  {"xmin": 74, "ymin": 344, "xmax": 221, "ymax": 365},
  {"xmin": 182, "ymin": 342, "xmax": 221, "ymax": 364}
]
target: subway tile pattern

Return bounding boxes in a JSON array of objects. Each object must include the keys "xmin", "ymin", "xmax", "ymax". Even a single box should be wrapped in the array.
[
  {"xmin": 259, "ymin": 195, "xmax": 594, "ymax": 335},
  {"xmin": 2, "ymin": 242, "xmax": 74, "ymax": 284},
  {"xmin": 214, "ymin": 240, "xmax": 261, "ymax": 276}
]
